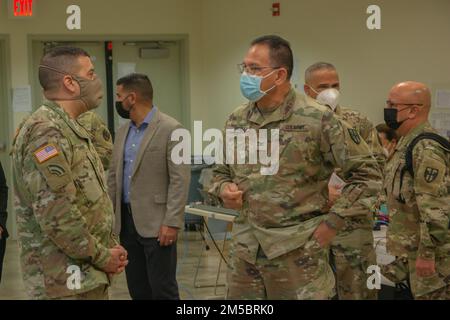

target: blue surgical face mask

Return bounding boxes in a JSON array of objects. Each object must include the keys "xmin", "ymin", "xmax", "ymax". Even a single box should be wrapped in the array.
[{"xmin": 240, "ymin": 70, "xmax": 277, "ymax": 102}]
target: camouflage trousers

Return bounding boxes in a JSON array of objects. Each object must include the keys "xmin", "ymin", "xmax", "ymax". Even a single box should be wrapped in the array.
[
  {"xmin": 55, "ymin": 285, "xmax": 109, "ymax": 300},
  {"xmin": 330, "ymin": 217, "xmax": 378, "ymax": 300},
  {"xmin": 226, "ymin": 238, "xmax": 335, "ymax": 300},
  {"xmin": 382, "ymin": 255, "xmax": 449, "ymax": 299},
  {"xmin": 381, "ymin": 255, "xmax": 409, "ymax": 284},
  {"xmin": 417, "ymin": 284, "xmax": 450, "ymax": 300}
]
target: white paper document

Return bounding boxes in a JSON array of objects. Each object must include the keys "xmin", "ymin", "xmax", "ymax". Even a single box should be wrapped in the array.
[
  {"xmin": 436, "ymin": 89, "xmax": 450, "ymax": 108},
  {"xmin": 12, "ymin": 85, "xmax": 32, "ymax": 112},
  {"xmin": 117, "ymin": 62, "xmax": 136, "ymax": 79}
]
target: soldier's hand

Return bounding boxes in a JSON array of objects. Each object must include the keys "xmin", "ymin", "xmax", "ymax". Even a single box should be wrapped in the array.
[
  {"xmin": 416, "ymin": 257, "xmax": 436, "ymax": 277},
  {"xmin": 158, "ymin": 225, "xmax": 178, "ymax": 246},
  {"xmin": 220, "ymin": 183, "xmax": 243, "ymax": 210},
  {"xmin": 313, "ymin": 222, "xmax": 337, "ymax": 248},
  {"xmin": 113, "ymin": 245, "xmax": 128, "ymax": 261},
  {"xmin": 103, "ymin": 248, "xmax": 129, "ymax": 274}
]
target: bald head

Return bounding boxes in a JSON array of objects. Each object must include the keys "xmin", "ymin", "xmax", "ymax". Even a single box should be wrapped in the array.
[
  {"xmin": 386, "ymin": 81, "xmax": 432, "ymax": 137},
  {"xmin": 389, "ymin": 81, "xmax": 431, "ymax": 112}
]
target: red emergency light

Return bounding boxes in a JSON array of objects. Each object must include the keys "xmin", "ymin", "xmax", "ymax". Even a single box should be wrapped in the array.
[
  {"xmin": 12, "ymin": 0, "xmax": 34, "ymax": 17},
  {"xmin": 272, "ymin": 2, "xmax": 280, "ymax": 17}
]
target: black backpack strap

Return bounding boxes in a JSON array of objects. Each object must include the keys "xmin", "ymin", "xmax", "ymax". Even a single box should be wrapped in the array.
[
  {"xmin": 398, "ymin": 132, "xmax": 450, "ymax": 204},
  {"xmin": 404, "ymin": 132, "xmax": 450, "ymax": 178}
]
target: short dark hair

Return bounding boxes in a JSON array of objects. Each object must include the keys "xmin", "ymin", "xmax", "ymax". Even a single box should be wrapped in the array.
[
  {"xmin": 251, "ymin": 35, "xmax": 293, "ymax": 80},
  {"xmin": 376, "ymin": 123, "xmax": 398, "ymax": 142},
  {"xmin": 305, "ymin": 62, "xmax": 337, "ymax": 83},
  {"xmin": 39, "ymin": 46, "xmax": 90, "ymax": 91},
  {"xmin": 116, "ymin": 73, "xmax": 153, "ymax": 101}
]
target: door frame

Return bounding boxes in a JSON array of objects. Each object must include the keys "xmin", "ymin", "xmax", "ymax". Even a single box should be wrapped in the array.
[
  {"xmin": 27, "ymin": 34, "xmax": 191, "ymax": 129},
  {"xmin": 0, "ymin": 35, "xmax": 14, "ymax": 238}
]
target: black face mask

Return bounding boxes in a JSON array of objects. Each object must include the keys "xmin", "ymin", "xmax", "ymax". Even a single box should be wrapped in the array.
[
  {"xmin": 115, "ymin": 94, "xmax": 134, "ymax": 119},
  {"xmin": 115, "ymin": 101, "xmax": 130, "ymax": 119},
  {"xmin": 384, "ymin": 108, "xmax": 406, "ymax": 130}
]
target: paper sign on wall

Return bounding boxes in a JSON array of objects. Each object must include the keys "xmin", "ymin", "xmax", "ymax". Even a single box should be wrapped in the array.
[
  {"xmin": 430, "ymin": 111, "xmax": 450, "ymax": 139},
  {"xmin": 12, "ymin": 85, "xmax": 32, "ymax": 112},
  {"xmin": 117, "ymin": 62, "xmax": 136, "ymax": 79},
  {"xmin": 436, "ymin": 90, "xmax": 450, "ymax": 108}
]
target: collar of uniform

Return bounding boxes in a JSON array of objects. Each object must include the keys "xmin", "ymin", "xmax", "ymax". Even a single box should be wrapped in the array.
[
  {"xmin": 247, "ymin": 87, "xmax": 296, "ymax": 126},
  {"xmin": 319, "ymin": 103, "xmax": 342, "ymax": 115},
  {"xmin": 42, "ymin": 99, "xmax": 72, "ymax": 121},
  {"xmin": 396, "ymin": 121, "xmax": 432, "ymax": 151},
  {"xmin": 42, "ymin": 99, "xmax": 90, "ymax": 140},
  {"xmin": 305, "ymin": 94, "xmax": 330, "ymax": 112}
]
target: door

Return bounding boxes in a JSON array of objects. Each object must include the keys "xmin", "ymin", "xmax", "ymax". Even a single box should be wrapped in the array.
[{"xmin": 112, "ymin": 41, "xmax": 184, "ymax": 131}]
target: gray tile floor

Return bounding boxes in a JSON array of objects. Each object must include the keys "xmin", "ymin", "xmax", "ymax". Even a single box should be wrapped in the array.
[{"xmin": 0, "ymin": 230, "xmax": 229, "ymax": 300}]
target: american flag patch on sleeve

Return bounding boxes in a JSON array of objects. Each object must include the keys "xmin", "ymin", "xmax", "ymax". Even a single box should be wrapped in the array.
[{"xmin": 34, "ymin": 144, "xmax": 59, "ymax": 164}]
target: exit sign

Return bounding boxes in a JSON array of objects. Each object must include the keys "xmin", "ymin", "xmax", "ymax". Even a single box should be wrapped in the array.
[{"xmin": 9, "ymin": 0, "xmax": 34, "ymax": 17}]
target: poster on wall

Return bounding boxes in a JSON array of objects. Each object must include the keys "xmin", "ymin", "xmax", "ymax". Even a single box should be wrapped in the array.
[
  {"xmin": 12, "ymin": 85, "xmax": 32, "ymax": 113},
  {"xmin": 436, "ymin": 89, "xmax": 450, "ymax": 108},
  {"xmin": 117, "ymin": 62, "xmax": 136, "ymax": 79},
  {"xmin": 430, "ymin": 111, "xmax": 450, "ymax": 140}
]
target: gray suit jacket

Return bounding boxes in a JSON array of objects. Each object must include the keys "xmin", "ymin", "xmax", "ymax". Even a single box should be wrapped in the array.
[{"xmin": 108, "ymin": 109, "xmax": 190, "ymax": 238}]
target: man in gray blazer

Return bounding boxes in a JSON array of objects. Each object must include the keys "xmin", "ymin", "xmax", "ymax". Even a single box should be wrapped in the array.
[{"xmin": 108, "ymin": 73, "xmax": 190, "ymax": 300}]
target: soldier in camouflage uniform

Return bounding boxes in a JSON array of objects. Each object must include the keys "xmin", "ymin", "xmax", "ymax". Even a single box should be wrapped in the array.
[
  {"xmin": 11, "ymin": 47, "xmax": 128, "ymax": 300},
  {"xmin": 304, "ymin": 62, "xmax": 384, "ymax": 299},
  {"xmin": 210, "ymin": 35, "xmax": 382, "ymax": 300},
  {"xmin": 76, "ymin": 111, "xmax": 113, "ymax": 171},
  {"xmin": 382, "ymin": 81, "xmax": 449, "ymax": 299}
]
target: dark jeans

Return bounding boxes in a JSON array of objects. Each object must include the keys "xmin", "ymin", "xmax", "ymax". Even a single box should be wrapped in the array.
[{"xmin": 120, "ymin": 203, "xmax": 179, "ymax": 300}]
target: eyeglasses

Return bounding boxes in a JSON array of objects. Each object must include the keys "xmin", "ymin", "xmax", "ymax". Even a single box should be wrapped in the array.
[
  {"xmin": 237, "ymin": 63, "xmax": 280, "ymax": 75},
  {"xmin": 386, "ymin": 101, "xmax": 424, "ymax": 109}
]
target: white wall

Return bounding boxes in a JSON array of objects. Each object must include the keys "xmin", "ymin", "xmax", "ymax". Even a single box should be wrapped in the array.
[{"xmin": 200, "ymin": 0, "xmax": 450, "ymax": 129}]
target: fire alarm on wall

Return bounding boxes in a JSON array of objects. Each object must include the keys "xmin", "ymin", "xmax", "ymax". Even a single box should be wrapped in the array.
[{"xmin": 272, "ymin": 2, "xmax": 280, "ymax": 17}]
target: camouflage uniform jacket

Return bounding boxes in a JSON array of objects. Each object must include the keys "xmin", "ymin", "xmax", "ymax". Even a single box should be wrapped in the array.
[
  {"xmin": 76, "ymin": 111, "xmax": 113, "ymax": 171},
  {"xmin": 211, "ymin": 88, "xmax": 383, "ymax": 264},
  {"xmin": 12, "ymin": 100, "xmax": 117, "ymax": 299},
  {"xmin": 384, "ymin": 122, "xmax": 450, "ymax": 294},
  {"xmin": 305, "ymin": 95, "xmax": 386, "ymax": 171},
  {"xmin": 335, "ymin": 105, "xmax": 386, "ymax": 169}
]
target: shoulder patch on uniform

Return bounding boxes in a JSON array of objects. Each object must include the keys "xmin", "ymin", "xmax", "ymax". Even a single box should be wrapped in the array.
[
  {"xmin": 47, "ymin": 164, "xmax": 66, "ymax": 177},
  {"xmin": 103, "ymin": 129, "xmax": 111, "ymax": 141},
  {"xmin": 424, "ymin": 167, "xmax": 439, "ymax": 183},
  {"xmin": 34, "ymin": 144, "xmax": 59, "ymax": 164},
  {"xmin": 348, "ymin": 128, "xmax": 361, "ymax": 144}
]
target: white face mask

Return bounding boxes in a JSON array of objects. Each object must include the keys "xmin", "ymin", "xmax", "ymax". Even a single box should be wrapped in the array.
[{"xmin": 316, "ymin": 88, "xmax": 340, "ymax": 111}]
